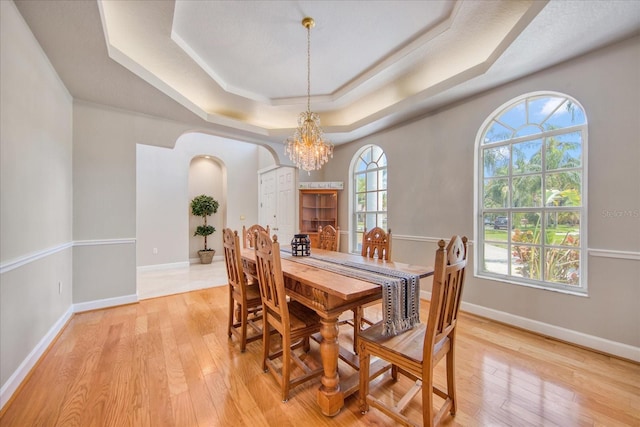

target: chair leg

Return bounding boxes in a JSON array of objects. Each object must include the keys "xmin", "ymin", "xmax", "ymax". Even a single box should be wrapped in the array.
[
  {"xmin": 281, "ymin": 334, "xmax": 291, "ymax": 402},
  {"xmin": 262, "ymin": 317, "xmax": 269, "ymax": 373},
  {"xmin": 227, "ymin": 295, "xmax": 234, "ymax": 338},
  {"xmin": 423, "ymin": 369, "xmax": 435, "ymax": 427},
  {"xmin": 447, "ymin": 343, "xmax": 457, "ymax": 415},
  {"xmin": 235, "ymin": 304, "xmax": 241, "ymax": 325},
  {"xmin": 353, "ymin": 308, "xmax": 361, "ymax": 353},
  {"xmin": 358, "ymin": 347, "xmax": 370, "ymax": 413},
  {"xmin": 239, "ymin": 303, "xmax": 248, "ymax": 352}
]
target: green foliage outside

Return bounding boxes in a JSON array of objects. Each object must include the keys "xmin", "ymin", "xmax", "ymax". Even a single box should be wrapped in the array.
[{"xmin": 482, "ymin": 133, "xmax": 582, "ymax": 285}]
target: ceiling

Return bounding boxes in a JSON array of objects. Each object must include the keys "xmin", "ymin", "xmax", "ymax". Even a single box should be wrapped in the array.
[{"xmin": 13, "ymin": 0, "xmax": 640, "ymax": 147}]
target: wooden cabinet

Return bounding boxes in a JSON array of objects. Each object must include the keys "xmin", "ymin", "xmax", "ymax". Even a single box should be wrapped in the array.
[{"xmin": 299, "ymin": 189, "xmax": 338, "ymax": 248}]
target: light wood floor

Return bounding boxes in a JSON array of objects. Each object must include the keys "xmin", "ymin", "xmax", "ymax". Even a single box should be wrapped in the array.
[{"xmin": 1, "ymin": 285, "xmax": 638, "ymax": 426}]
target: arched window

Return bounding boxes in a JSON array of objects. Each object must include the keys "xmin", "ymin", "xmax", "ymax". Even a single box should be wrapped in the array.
[
  {"xmin": 351, "ymin": 145, "xmax": 387, "ymax": 253},
  {"xmin": 475, "ymin": 92, "xmax": 587, "ymax": 293}
]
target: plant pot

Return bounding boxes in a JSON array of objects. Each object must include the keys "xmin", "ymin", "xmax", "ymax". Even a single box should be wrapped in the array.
[{"xmin": 198, "ymin": 250, "xmax": 215, "ymax": 264}]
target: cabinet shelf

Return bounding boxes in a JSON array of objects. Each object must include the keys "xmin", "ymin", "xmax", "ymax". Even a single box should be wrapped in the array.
[{"xmin": 299, "ymin": 189, "xmax": 339, "ymax": 247}]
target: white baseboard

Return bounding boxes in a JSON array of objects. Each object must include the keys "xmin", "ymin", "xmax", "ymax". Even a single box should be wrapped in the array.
[
  {"xmin": 137, "ymin": 261, "xmax": 190, "ymax": 272},
  {"xmin": 189, "ymin": 255, "xmax": 224, "ymax": 264},
  {"xmin": 73, "ymin": 294, "xmax": 138, "ymax": 313},
  {"xmin": 419, "ymin": 290, "xmax": 639, "ymax": 362},
  {"xmin": 0, "ymin": 306, "xmax": 73, "ymax": 409},
  {"xmin": 1, "ymin": 293, "xmax": 140, "ymax": 411}
]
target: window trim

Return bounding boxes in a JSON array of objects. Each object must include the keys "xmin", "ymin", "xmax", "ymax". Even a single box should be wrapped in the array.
[
  {"xmin": 349, "ymin": 144, "xmax": 387, "ymax": 254},
  {"xmin": 474, "ymin": 91, "xmax": 588, "ymax": 295}
]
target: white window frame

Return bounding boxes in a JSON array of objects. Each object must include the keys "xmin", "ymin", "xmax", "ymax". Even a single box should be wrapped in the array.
[
  {"xmin": 474, "ymin": 91, "xmax": 588, "ymax": 295},
  {"xmin": 349, "ymin": 145, "xmax": 388, "ymax": 254}
]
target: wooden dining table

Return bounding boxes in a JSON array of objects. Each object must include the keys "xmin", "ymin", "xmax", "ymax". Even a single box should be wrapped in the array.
[{"xmin": 241, "ymin": 246, "xmax": 433, "ymax": 416}]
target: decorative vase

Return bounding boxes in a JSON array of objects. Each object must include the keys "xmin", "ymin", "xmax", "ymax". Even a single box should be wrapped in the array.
[{"xmin": 198, "ymin": 250, "xmax": 215, "ymax": 264}]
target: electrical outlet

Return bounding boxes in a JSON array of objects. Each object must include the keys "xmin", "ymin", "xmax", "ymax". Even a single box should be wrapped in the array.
[
  {"xmin": 58, "ymin": 281, "xmax": 62, "ymax": 294},
  {"xmin": 153, "ymin": 248, "xmax": 158, "ymax": 255}
]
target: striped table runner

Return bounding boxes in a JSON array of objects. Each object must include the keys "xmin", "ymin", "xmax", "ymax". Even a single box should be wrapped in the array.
[{"xmin": 281, "ymin": 249, "xmax": 420, "ymax": 336}]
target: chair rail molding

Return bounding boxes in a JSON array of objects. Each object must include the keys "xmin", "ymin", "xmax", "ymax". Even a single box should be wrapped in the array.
[
  {"xmin": 588, "ymin": 248, "xmax": 640, "ymax": 260},
  {"xmin": 73, "ymin": 238, "xmax": 136, "ymax": 246},
  {"xmin": 0, "ymin": 239, "xmax": 137, "ymax": 274},
  {"xmin": 0, "ymin": 242, "xmax": 73, "ymax": 274}
]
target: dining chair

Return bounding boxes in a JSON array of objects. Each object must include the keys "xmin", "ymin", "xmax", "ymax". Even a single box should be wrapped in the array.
[
  {"xmin": 351, "ymin": 227, "xmax": 393, "ymax": 352},
  {"xmin": 242, "ymin": 224, "xmax": 270, "ymax": 249},
  {"xmin": 361, "ymin": 226, "xmax": 392, "ymax": 260},
  {"xmin": 223, "ymin": 228, "xmax": 263, "ymax": 352},
  {"xmin": 358, "ymin": 235, "xmax": 468, "ymax": 427},
  {"xmin": 253, "ymin": 230, "xmax": 324, "ymax": 402},
  {"xmin": 318, "ymin": 225, "xmax": 340, "ymax": 251},
  {"xmin": 241, "ymin": 224, "xmax": 270, "ymax": 282}
]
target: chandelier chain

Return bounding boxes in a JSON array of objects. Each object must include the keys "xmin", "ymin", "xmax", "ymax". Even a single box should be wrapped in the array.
[{"xmin": 306, "ymin": 22, "xmax": 311, "ymax": 113}]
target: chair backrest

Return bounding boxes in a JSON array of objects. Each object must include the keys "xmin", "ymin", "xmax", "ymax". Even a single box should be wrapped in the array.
[
  {"xmin": 361, "ymin": 227, "xmax": 392, "ymax": 260},
  {"xmin": 242, "ymin": 224, "xmax": 270, "ymax": 249},
  {"xmin": 318, "ymin": 225, "xmax": 340, "ymax": 251},
  {"xmin": 253, "ymin": 231, "xmax": 290, "ymax": 332},
  {"xmin": 223, "ymin": 228, "xmax": 249, "ymax": 300},
  {"xmin": 423, "ymin": 235, "xmax": 468, "ymax": 362}
]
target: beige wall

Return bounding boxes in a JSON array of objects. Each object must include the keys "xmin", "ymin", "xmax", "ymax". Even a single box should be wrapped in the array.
[
  {"xmin": 324, "ymin": 35, "xmax": 640, "ymax": 348},
  {"xmin": 1, "ymin": 0, "xmax": 638, "ymax": 404},
  {"xmin": 72, "ymin": 103, "xmax": 138, "ymax": 303},
  {"xmin": 136, "ymin": 133, "xmax": 267, "ymax": 267},
  {"xmin": 136, "ymin": 143, "xmax": 191, "ymax": 266},
  {"xmin": 0, "ymin": 1, "xmax": 73, "ymax": 391}
]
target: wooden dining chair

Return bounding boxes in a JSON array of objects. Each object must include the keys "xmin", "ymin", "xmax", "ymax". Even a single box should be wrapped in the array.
[
  {"xmin": 223, "ymin": 228, "xmax": 263, "ymax": 352},
  {"xmin": 358, "ymin": 235, "xmax": 468, "ymax": 427},
  {"xmin": 361, "ymin": 226, "xmax": 392, "ymax": 260},
  {"xmin": 241, "ymin": 224, "xmax": 270, "ymax": 282},
  {"xmin": 253, "ymin": 230, "xmax": 324, "ymax": 402},
  {"xmin": 351, "ymin": 227, "xmax": 393, "ymax": 352},
  {"xmin": 318, "ymin": 225, "xmax": 340, "ymax": 251},
  {"xmin": 242, "ymin": 224, "xmax": 270, "ymax": 249}
]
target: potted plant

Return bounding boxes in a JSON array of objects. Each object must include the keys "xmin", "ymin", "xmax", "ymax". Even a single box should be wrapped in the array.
[{"xmin": 190, "ymin": 194, "xmax": 219, "ymax": 264}]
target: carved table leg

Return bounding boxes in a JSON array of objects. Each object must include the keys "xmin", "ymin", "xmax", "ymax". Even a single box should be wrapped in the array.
[{"xmin": 317, "ymin": 316, "xmax": 344, "ymax": 416}]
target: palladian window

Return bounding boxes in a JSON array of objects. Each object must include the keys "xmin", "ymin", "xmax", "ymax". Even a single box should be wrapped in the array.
[
  {"xmin": 351, "ymin": 145, "xmax": 387, "ymax": 253},
  {"xmin": 476, "ymin": 92, "xmax": 587, "ymax": 293}
]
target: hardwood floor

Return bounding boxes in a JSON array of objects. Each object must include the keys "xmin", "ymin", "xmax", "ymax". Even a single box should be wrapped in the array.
[{"xmin": 1, "ymin": 284, "xmax": 639, "ymax": 426}]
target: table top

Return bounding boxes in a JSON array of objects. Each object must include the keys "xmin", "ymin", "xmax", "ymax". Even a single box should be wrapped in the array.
[{"xmin": 241, "ymin": 247, "xmax": 433, "ymax": 302}]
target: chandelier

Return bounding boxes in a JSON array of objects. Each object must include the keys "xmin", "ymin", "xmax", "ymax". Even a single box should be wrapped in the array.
[{"xmin": 285, "ymin": 17, "xmax": 333, "ymax": 174}]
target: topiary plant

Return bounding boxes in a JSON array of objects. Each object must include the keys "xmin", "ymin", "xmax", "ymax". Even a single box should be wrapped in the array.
[{"xmin": 190, "ymin": 194, "xmax": 219, "ymax": 252}]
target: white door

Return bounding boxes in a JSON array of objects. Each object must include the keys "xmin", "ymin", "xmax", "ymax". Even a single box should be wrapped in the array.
[
  {"xmin": 259, "ymin": 169, "xmax": 277, "ymax": 233},
  {"xmin": 276, "ymin": 167, "xmax": 296, "ymax": 244},
  {"xmin": 259, "ymin": 167, "xmax": 297, "ymax": 244}
]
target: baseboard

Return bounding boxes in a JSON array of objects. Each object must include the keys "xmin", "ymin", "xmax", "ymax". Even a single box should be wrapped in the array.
[
  {"xmin": 72, "ymin": 294, "xmax": 138, "ymax": 313},
  {"xmin": 1, "ymin": 293, "xmax": 140, "ymax": 411},
  {"xmin": 419, "ymin": 290, "xmax": 639, "ymax": 362},
  {"xmin": 0, "ymin": 306, "xmax": 73, "ymax": 410},
  {"xmin": 189, "ymin": 255, "xmax": 224, "ymax": 264},
  {"xmin": 137, "ymin": 261, "xmax": 190, "ymax": 272}
]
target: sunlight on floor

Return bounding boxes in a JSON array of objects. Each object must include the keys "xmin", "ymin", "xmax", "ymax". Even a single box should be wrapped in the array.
[{"xmin": 137, "ymin": 260, "xmax": 228, "ymax": 300}]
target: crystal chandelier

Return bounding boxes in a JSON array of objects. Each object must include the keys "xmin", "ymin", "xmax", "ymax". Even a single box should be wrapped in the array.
[{"xmin": 285, "ymin": 17, "xmax": 333, "ymax": 174}]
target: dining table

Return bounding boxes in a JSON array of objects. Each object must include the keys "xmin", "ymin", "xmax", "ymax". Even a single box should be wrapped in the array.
[{"xmin": 241, "ymin": 246, "xmax": 434, "ymax": 416}]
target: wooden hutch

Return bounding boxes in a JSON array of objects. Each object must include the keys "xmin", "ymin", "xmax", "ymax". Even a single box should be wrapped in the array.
[{"xmin": 299, "ymin": 182, "xmax": 342, "ymax": 248}]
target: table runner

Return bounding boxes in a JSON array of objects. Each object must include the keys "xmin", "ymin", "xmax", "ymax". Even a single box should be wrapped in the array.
[{"xmin": 281, "ymin": 249, "xmax": 420, "ymax": 335}]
